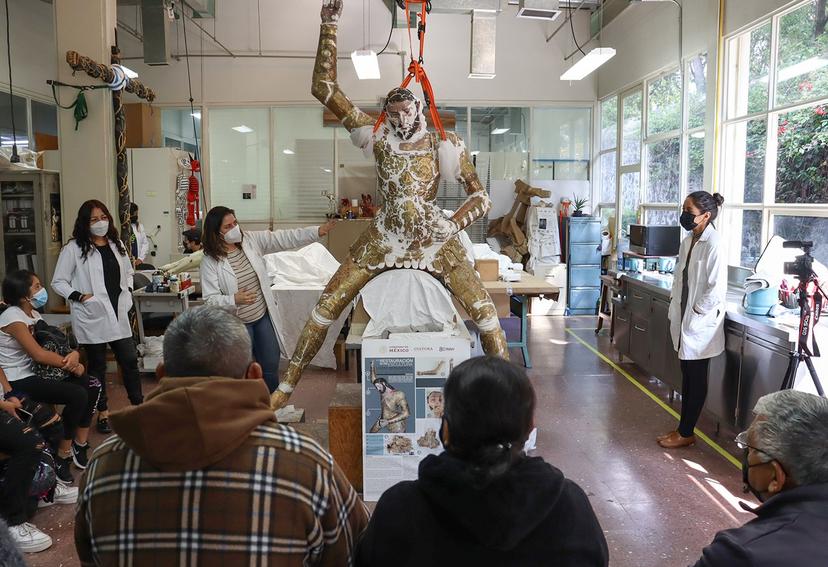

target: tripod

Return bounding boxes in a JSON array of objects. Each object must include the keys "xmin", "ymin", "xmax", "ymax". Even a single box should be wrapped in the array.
[{"xmin": 780, "ymin": 275, "xmax": 826, "ymax": 397}]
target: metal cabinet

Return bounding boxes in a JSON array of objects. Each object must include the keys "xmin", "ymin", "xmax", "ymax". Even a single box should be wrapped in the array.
[
  {"xmin": 737, "ymin": 334, "xmax": 791, "ymax": 429},
  {"xmin": 613, "ymin": 301, "xmax": 631, "ymax": 358},
  {"xmin": 630, "ymin": 314, "xmax": 651, "ymax": 374},
  {"xmin": 564, "ymin": 217, "xmax": 601, "ymax": 315},
  {"xmin": 650, "ymin": 298, "xmax": 677, "ymax": 390},
  {"xmin": 704, "ymin": 323, "xmax": 744, "ymax": 427}
]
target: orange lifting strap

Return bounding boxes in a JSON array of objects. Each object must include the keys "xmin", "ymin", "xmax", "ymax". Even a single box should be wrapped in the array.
[{"xmin": 373, "ymin": 0, "xmax": 447, "ymax": 141}]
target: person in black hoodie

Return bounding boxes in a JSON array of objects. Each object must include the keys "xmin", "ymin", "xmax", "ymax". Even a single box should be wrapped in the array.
[{"xmin": 355, "ymin": 356, "xmax": 609, "ymax": 567}]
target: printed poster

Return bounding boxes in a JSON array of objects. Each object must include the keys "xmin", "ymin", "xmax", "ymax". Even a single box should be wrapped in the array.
[{"xmin": 362, "ymin": 337, "xmax": 470, "ymax": 502}]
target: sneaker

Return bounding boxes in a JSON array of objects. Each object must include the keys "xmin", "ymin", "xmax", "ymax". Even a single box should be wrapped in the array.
[
  {"xmin": 96, "ymin": 417, "xmax": 112, "ymax": 434},
  {"xmin": 38, "ymin": 480, "xmax": 78, "ymax": 508},
  {"xmin": 8, "ymin": 522, "xmax": 53, "ymax": 553},
  {"xmin": 72, "ymin": 441, "xmax": 89, "ymax": 470},
  {"xmin": 55, "ymin": 455, "xmax": 74, "ymax": 484}
]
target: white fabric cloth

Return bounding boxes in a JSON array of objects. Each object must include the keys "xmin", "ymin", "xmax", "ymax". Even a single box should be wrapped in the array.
[
  {"xmin": 200, "ymin": 227, "xmax": 320, "ymax": 341},
  {"xmin": 0, "ymin": 306, "xmax": 40, "ymax": 382},
  {"xmin": 264, "ymin": 243, "xmax": 346, "ymax": 369},
  {"xmin": 131, "ymin": 223, "xmax": 150, "ymax": 262},
  {"xmin": 668, "ymin": 225, "xmax": 727, "ymax": 360},
  {"xmin": 160, "ymin": 250, "xmax": 203, "ymax": 275},
  {"xmin": 52, "ymin": 240, "xmax": 135, "ymax": 344},
  {"xmin": 361, "ymin": 270, "xmax": 461, "ymax": 338}
]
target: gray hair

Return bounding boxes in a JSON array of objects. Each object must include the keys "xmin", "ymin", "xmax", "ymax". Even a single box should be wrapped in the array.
[
  {"xmin": 162, "ymin": 306, "xmax": 253, "ymax": 379},
  {"xmin": 751, "ymin": 390, "xmax": 828, "ymax": 486}
]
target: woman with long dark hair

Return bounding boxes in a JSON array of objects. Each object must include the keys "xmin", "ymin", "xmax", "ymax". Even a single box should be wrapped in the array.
[
  {"xmin": 355, "ymin": 357, "xmax": 609, "ymax": 566},
  {"xmin": 52, "ymin": 200, "xmax": 143, "ymax": 434},
  {"xmin": 200, "ymin": 206, "xmax": 334, "ymax": 392},
  {"xmin": 0, "ymin": 270, "xmax": 100, "ymax": 485},
  {"xmin": 659, "ymin": 191, "xmax": 727, "ymax": 448}
]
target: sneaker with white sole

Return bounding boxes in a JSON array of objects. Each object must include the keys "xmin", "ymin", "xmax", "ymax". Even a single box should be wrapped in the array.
[
  {"xmin": 8, "ymin": 522, "xmax": 53, "ymax": 553},
  {"xmin": 38, "ymin": 480, "xmax": 78, "ymax": 508},
  {"xmin": 72, "ymin": 440, "xmax": 89, "ymax": 470}
]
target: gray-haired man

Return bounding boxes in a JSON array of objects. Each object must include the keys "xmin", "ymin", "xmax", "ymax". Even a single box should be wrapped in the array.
[
  {"xmin": 75, "ymin": 306, "xmax": 368, "ymax": 566},
  {"xmin": 693, "ymin": 389, "xmax": 828, "ymax": 567}
]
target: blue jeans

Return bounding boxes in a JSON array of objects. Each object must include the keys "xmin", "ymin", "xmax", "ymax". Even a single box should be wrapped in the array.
[{"xmin": 246, "ymin": 315, "xmax": 280, "ymax": 393}]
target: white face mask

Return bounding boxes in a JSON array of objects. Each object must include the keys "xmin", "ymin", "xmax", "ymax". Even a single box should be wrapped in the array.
[
  {"xmin": 90, "ymin": 221, "xmax": 109, "ymax": 237},
  {"xmin": 223, "ymin": 224, "xmax": 242, "ymax": 244}
]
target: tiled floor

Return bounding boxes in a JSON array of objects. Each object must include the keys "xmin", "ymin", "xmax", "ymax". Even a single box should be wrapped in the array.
[{"xmin": 26, "ymin": 317, "xmax": 754, "ymax": 567}]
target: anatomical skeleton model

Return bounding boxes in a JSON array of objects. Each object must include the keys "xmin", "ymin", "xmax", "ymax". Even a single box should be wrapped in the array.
[{"xmin": 270, "ymin": 0, "xmax": 508, "ymax": 409}]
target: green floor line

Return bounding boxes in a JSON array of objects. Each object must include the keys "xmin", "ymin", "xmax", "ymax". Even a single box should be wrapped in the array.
[{"xmin": 564, "ymin": 328, "xmax": 741, "ymax": 470}]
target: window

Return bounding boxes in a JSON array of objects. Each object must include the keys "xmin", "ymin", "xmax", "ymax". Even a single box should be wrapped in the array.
[
  {"xmin": 600, "ymin": 97, "xmax": 617, "ymax": 151},
  {"xmin": 208, "ymin": 108, "xmax": 272, "ymax": 221},
  {"xmin": 620, "ymin": 172, "xmax": 641, "ymax": 244},
  {"xmin": 31, "ymin": 101, "xmax": 57, "ymax": 150},
  {"xmin": 531, "ymin": 107, "xmax": 590, "ymax": 181},
  {"xmin": 596, "ymin": 97, "xmax": 618, "ymax": 236},
  {"xmin": 621, "ymin": 91, "xmax": 642, "ymax": 166},
  {"xmin": 0, "ymin": 93, "xmax": 28, "ymax": 151},
  {"xmin": 722, "ymin": 1, "xmax": 828, "ymax": 268},
  {"xmin": 162, "ymin": 108, "xmax": 202, "ymax": 154},
  {"xmin": 687, "ymin": 133, "xmax": 705, "ymax": 193},
  {"xmin": 647, "ymin": 69, "xmax": 682, "ymax": 136},
  {"xmin": 646, "ymin": 137, "xmax": 680, "ymax": 203},
  {"xmin": 687, "ymin": 53, "xmax": 708, "ymax": 130}
]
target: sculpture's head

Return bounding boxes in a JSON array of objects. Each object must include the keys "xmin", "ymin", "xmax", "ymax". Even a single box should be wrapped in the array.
[{"xmin": 384, "ymin": 87, "xmax": 425, "ymax": 141}]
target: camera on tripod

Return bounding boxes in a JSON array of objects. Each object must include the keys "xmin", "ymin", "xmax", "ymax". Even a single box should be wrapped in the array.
[{"xmin": 783, "ymin": 240, "xmax": 815, "ymax": 283}]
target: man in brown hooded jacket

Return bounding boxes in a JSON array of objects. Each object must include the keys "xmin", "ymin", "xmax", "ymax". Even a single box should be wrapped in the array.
[{"xmin": 75, "ymin": 306, "xmax": 368, "ymax": 566}]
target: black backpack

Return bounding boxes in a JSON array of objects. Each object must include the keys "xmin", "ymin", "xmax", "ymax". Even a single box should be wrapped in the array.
[{"xmin": 31, "ymin": 320, "xmax": 78, "ymax": 381}]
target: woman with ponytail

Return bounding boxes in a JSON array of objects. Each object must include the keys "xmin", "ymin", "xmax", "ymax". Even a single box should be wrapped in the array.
[
  {"xmin": 355, "ymin": 356, "xmax": 608, "ymax": 567},
  {"xmin": 659, "ymin": 191, "xmax": 727, "ymax": 449}
]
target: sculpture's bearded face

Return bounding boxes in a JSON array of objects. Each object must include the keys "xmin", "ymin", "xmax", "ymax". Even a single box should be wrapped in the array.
[{"xmin": 385, "ymin": 98, "xmax": 424, "ymax": 140}]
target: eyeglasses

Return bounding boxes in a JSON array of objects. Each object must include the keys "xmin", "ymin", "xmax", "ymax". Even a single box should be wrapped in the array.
[{"xmin": 735, "ymin": 430, "xmax": 775, "ymax": 462}]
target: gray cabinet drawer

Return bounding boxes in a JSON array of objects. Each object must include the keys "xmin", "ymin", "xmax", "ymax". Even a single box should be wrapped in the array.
[
  {"xmin": 569, "ymin": 220, "xmax": 601, "ymax": 243},
  {"xmin": 569, "ymin": 266, "xmax": 601, "ymax": 288},
  {"xmin": 613, "ymin": 303, "xmax": 631, "ymax": 356},
  {"xmin": 630, "ymin": 315, "xmax": 650, "ymax": 370},
  {"xmin": 569, "ymin": 244, "xmax": 601, "ymax": 265},
  {"xmin": 628, "ymin": 288, "xmax": 652, "ymax": 316}
]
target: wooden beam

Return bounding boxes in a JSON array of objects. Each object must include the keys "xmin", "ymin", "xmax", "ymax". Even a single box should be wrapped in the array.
[
  {"xmin": 66, "ymin": 50, "xmax": 156, "ymax": 103},
  {"xmin": 323, "ymin": 108, "xmax": 456, "ymax": 130}
]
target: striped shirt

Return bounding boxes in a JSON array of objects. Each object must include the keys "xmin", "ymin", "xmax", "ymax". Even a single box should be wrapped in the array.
[{"xmin": 227, "ymin": 247, "xmax": 268, "ymax": 323}]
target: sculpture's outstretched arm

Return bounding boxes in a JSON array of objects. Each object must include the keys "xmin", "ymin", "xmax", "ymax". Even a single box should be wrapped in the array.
[
  {"xmin": 448, "ymin": 132, "xmax": 492, "ymax": 232},
  {"xmin": 312, "ymin": 0, "xmax": 373, "ymax": 132}
]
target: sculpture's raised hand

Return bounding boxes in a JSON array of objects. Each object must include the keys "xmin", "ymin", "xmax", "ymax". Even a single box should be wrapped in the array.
[{"xmin": 321, "ymin": 0, "xmax": 343, "ymax": 23}]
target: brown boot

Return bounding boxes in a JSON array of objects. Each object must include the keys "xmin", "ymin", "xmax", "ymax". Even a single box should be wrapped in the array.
[
  {"xmin": 658, "ymin": 431, "xmax": 696, "ymax": 448},
  {"xmin": 656, "ymin": 430, "xmax": 676, "ymax": 442}
]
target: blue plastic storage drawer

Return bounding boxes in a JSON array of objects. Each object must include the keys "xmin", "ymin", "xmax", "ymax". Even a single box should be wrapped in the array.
[
  {"xmin": 569, "ymin": 288, "xmax": 600, "ymax": 313},
  {"xmin": 568, "ymin": 243, "xmax": 601, "ymax": 265},
  {"xmin": 569, "ymin": 266, "xmax": 601, "ymax": 288}
]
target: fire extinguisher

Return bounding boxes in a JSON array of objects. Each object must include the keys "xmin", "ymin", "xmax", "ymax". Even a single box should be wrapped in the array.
[{"xmin": 186, "ymin": 156, "xmax": 201, "ymax": 227}]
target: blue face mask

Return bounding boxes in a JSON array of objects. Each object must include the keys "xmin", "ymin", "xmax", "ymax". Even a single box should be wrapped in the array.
[{"xmin": 29, "ymin": 288, "xmax": 48, "ymax": 309}]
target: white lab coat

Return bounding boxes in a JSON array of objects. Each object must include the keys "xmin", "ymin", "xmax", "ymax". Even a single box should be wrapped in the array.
[
  {"xmin": 131, "ymin": 223, "xmax": 150, "ymax": 263},
  {"xmin": 51, "ymin": 240, "xmax": 135, "ymax": 345},
  {"xmin": 669, "ymin": 224, "xmax": 727, "ymax": 360},
  {"xmin": 200, "ymin": 227, "xmax": 320, "ymax": 333}
]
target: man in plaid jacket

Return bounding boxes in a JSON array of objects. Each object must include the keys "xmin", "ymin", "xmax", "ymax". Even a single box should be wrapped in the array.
[{"xmin": 75, "ymin": 306, "xmax": 368, "ymax": 566}]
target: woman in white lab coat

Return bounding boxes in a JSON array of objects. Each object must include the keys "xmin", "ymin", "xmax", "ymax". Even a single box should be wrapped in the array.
[
  {"xmin": 659, "ymin": 191, "xmax": 727, "ymax": 449},
  {"xmin": 200, "ymin": 206, "xmax": 335, "ymax": 393},
  {"xmin": 52, "ymin": 200, "xmax": 143, "ymax": 434},
  {"xmin": 129, "ymin": 203, "xmax": 150, "ymax": 268}
]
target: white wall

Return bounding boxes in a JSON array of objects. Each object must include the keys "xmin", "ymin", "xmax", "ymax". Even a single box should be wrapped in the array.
[
  {"xmin": 118, "ymin": 2, "xmax": 596, "ymax": 106},
  {"xmin": 724, "ymin": 0, "xmax": 800, "ymax": 35},
  {"xmin": 0, "ymin": 0, "xmax": 56, "ymax": 101}
]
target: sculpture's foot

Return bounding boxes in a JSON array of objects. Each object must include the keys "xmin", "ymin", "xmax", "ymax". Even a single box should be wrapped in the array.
[{"xmin": 270, "ymin": 390, "xmax": 290, "ymax": 411}]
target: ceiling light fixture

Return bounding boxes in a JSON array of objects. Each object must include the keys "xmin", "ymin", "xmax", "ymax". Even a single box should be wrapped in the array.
[
  {"xmin": 191, "ymin": 111, "xmax": 201, "ymax": 119},
  {"xmin": 560, "ymin": 47, "xmax": 616, "ymax": 80},
  {"xmin": 232, "ymin": 125, "xmax": 253, "ymax": 133},
  {"xmin": 491, "ymin": 128, "xmax": 510, "ymax": 135},
  {"xmin": 351, "ymin": 50, "xmax": 381, "ymax": 80},
  {"xmin": 283, "ymin": 149, "xmax": 295, "ymax": 155}
]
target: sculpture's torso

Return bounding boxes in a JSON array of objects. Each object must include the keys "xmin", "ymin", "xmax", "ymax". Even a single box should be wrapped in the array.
[{"xmin": 381, "ymin": 390, "xmax": 408, "ymax": 433}]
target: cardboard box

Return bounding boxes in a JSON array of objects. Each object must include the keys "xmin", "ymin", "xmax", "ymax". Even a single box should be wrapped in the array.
[
  {"xmin": 124, "ymin": 103, "xmax": 162, "ymax": 148},
  {"xmin": 475, "ymin": 259, "xmax": 500, "ymax": 282}
]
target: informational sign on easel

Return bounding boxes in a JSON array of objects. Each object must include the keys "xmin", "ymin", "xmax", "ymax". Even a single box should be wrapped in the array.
[{"xmin": 362, "ymin": 337, "xmax": 470, "ymax": 502}]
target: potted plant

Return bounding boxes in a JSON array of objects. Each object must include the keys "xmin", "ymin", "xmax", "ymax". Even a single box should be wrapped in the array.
[{"xmin": 572, "ymin": 195, "xmax": 589, "ymax": 217}]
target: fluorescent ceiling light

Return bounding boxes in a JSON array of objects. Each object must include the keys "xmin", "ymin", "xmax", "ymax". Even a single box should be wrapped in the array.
[
  {"xmin": 560, "ymin": 47, "xmax": 616, "ymax": 81},
  {"xmin": 756, "ymin": 57, "xmax": 828, "ymax": 84},
  {"xmin": 469, "ymin": 73, "xmax": 496, "ymax": 79},
  {"xmin": 321, "ymin": 167, "xmax": 332, "ymax": 173},
  {"xmin": 283, "ymin": 149, "xmax": 295, "ymax": 155},
  {"xmin": 471, "ymin": 150, "xmax": 481, "ymax": 156},
  {"xmin": 691, "ymin": 131, "xmax": 705, "ymax": 139},
  {"xmin": 232, "ymin": 125, "xmax": 253, "ymax": 133},
  {"xmin": 191, "ymin": 112, "xmax": 201, "ymax": 119},
  {"xmin": 491, "ymin": 128, "xmax": 510, "ymax": 135},
  {"xmin": 351, "ymin": 50, "xmax": 381, "ymax": 80}
]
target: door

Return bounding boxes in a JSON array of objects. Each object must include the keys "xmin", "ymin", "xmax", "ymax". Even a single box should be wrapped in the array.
[
  {"xmin": 650, "ymin": 298, "xmax": 671, "ymax": 385},
  {"xmin": 613, "ymin": 302, "xmax": 631, "ymax": 357},
  {"xmin": 630, "ymin": 314, "xmax": 650, "ymax": 372},
  {"xmin": 737, "ymin": 334, "xmax": 792, "ymax": 429}
]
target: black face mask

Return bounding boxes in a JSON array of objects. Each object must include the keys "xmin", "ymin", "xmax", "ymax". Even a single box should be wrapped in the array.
[
  {"xmin": 680, "ymin": 211, "xmax": 698, "ymax": 231},
  {"xmin": 742, "ymin": 450, "xmax": 767, "ymax": 503}
]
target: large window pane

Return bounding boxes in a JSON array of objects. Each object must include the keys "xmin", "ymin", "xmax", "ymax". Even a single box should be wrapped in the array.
[
  {"xmin": 273, "ymin": 108, "xmax": 333, "ymax": 220},
  {"xmin": 687, "ymin": 133, "xmax": 705, "ymax": 194},
  {"xmin": 647, "ymin": 70, "xmax": 682, "ymax": 136},
  {"xmin": 645, "ymin": 209, "xmax": 679, "ymax": 226},
  {"xmin": 725, "ymin": 209, "xmax": 763, "ymax": 268},
  {"xmin": 774, "ymin": 215, "xmax": 828, "ymax": 267},
  {"xmin": 162, "ymin": 108, "xmax": 202, "ymax": 154},
  {"xmin": 687, "ymin": 53, "xmax": 708, "ymax": 130},
  {"xmin": 208, "ymin": 107, "xmax": 271, "ymax": 220},
  {"xmin": 621, "ymin": 172, "xmax": 640, "ymax": 240},
  {"xmin": 726, "ymin": 23, "xmax": 771, "ymax": 118},
  {"xmin": 646, "ymin": 137, "xmax": 680, "ymax": 203},
  {"xmin": 31, "ymin": 101, "xmax": 57, "ymax": 150},
  {"xmin": 470, "ymin": 107, "xmax": 529, "ymax": 182},
  {"xmin": 0, "ymin": 92, "xmax": 28, "ymax": 151},
  {"xmin": 601, "ymin": 97, "xmax": 617, "ymax": 150},
  {"xmin": 622, "ymin": 92, "xmax": 642, "ymax": 166},
  {"xmin": 531, "ymin": 107, "xmax": 590, "ymax": 181},
  {"xmin": 600, "ymin": 152, "xmax": 616, "ymax": 203},
  {"xmin": 723, "ymin": 118, "xmax": 766, "ymax": 203},
  {"xmin": 775, "ymin": 105, "xmax": 828, "ymax": 204},
  {"xmin": 776, "ymin": 1, "xmax": 828, "ymax": 106}
]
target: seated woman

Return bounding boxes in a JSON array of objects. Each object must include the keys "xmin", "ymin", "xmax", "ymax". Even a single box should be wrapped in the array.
[
  {"xmin": 356, "ymin": 356, "xmax": 609, "ymax": 567},
  {"xmin": 0, "ymin": 270, "xmax": 100, "ymax": 483}
]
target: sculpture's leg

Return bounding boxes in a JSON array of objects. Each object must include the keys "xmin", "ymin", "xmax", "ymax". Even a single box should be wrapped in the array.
[
  {"xmin": 272, "ymin": 257, "xmax": 379, "ymax": 409},
  {"xmin": 438, "ymin": 261, "xmax": 509, "ymax": 359}
]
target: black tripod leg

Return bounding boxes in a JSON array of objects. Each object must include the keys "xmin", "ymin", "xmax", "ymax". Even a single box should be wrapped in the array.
[
  {"xmin": 781, "ymin": 352, "xmax": 799, "ymax": 391},
  {"xmin": 802, "ymin": 356, "xmax": 826, "ymax": 397}
]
